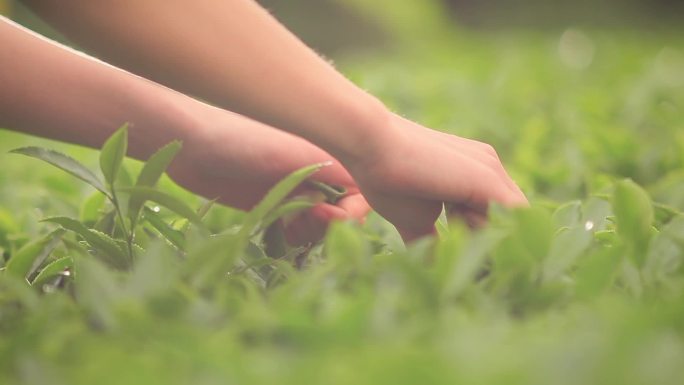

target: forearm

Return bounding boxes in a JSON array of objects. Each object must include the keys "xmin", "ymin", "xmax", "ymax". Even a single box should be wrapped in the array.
[
  {"xmin": 21, "ymin": 0, "xmax": 391, "ymax": 164},
  {"xmin": 0, "ymin": 17, "xmax": 201, "ymax": 161}
]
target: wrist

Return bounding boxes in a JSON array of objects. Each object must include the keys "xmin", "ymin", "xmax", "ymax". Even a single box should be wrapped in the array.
[{"xmin": 324, "ymin": 95, "xmax": 395, "ymax": 167}]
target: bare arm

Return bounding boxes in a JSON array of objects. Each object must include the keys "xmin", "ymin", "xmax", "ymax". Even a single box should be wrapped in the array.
[
  {"xmin": 21, "ymin": 0, "xmax": 387, "ymax": 164},
  {"xmin": 0, "ymin": 16, "xmax": 198, "ymax": 159},
  {"xmin": 11, "ymin": 2, "xmax": 527, "ymax": 239},
  {"xmin": 0, "ymin": 17, "xmax": 369, "ymax": 243}
]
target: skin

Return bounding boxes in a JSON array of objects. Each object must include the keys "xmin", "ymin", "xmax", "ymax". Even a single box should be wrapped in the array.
[
  {"xmin": 2, "ymin": 0, "xmax": 527, "ymax": 242},
  {"xmin": 0, "ymin": 18, "xmax": 367, "ymax": 244}
]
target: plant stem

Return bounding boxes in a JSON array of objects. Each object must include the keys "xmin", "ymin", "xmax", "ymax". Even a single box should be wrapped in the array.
[{"xmin": 110, "ymin": 186, "xmax": 134, "ymax": 267}]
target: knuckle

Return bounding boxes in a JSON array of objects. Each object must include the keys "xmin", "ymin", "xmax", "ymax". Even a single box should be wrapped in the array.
[{"xmin": 481, "ymin": 143, "xmax": 498, "ymax": 157}]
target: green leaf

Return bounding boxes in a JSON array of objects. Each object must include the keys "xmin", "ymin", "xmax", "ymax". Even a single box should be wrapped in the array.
[
  {"xmin": 433, "ymin": 222, "xmax": 466, "ymax": 284},
  {"xmin": 325, "ymin": 221, "xmax": 369, "ymax": 266},
  {"xmin": 645, "ymin": 216, "xmax": 684, "ymax": 280},
  {"xmin": 5, "ymin": 229, "xmax": 64, "ymax": 281},
  {"xmin": 184, "ymin": 231, "xmax": 240, "ymax": 288},
  {"xmin": 99, "ymin": 123, "xmax": 128, "ymax": 186},
  {"xmin": 136, "ymin": 141, "xmax": 182, "ymax": 187},
  {"xmin": 125, "ymin": 241, "xmax": 179, "ymax": 299},
  {"xmin": 116, "ymin": 163, "xmax": 134, "ymax": 188},
  {"xmin": 613, "ymin": 179, "xmax": 654, "ymax": 266},
  {"xmin": 31, "ymin": 256, "xmax": 73, "ymax": 287},
  {"xmin": 240, "ymin": 163, "xmax": 325, "ymax": 239},
  {"xmin": 513, "ymin": 207, "xmax": 554, "ymax": 262},
  {"xmin": 552, "ymin": 200, "xmax": 582, "ymax": 229},
  {"xmin": 42, "ymin": 217, "xmax": 129, "ymax": 269},
  {"xmin": 10, "ymin": 146, "xmax": 108, "ymax": 196},
  {"xmin": 653, "ymin": 202, "xmax": 682, "ymax": 227},
  {"xmin": 261, "ymin": 198, "xmax": 316, "ymax": 230},
  {"xmin": 442, "ymin": 228, "xmax": 507, "ymax": 300},
  {"xmin": 74, "ymin": 257, "xmax": 121, "ymax": 330},
  {"xmin": 543, "ymin": 226, "xmax": 593, "ymax": 282},
  {"xmin": 80, "ymin": 191, "xmax": 106, "ymax": 224},
  {"xmin": 129, "ymin": 141, "xmax": 182, "ymax": 222},
  {"xmin": 185, "ymin": 163, "xmax": 326, "ymax": 289},
  {"xmin": 118, "ymin": 186, "xmax": 203, "ymax": 225},
  {"xmin": 266, "ymin": 259, "xmax": 297, "ymax": 288},
  {"xmin": 143, "ymin": 207, "xmax": 186, "ymax": 251}
]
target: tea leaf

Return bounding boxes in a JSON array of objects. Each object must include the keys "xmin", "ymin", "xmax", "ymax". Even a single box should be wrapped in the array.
[
  {"xmin": 325, "ymin": 221, "xmax": 368, "ymax": 266},
  {"xmin": 240, "ymin": 163, "xmax": 325, "ymax": 239},
  {"xmin": 119, "ymin": 186, "xmax": 203, "ymax": 225},
  {"xmin": 136, "ymin": 141, "xmax": 182, "ymax": 187},
  {"xmin": 10, "ymin": 146, "xmax": 108, "ymax": 196},
  {"xmin": 99, "ymin": 123, "xmax": 128, "ymax": 186},
  {"xmin": 31, "ymin": 256, "xmax": 73, "ymax": 287},
  {"xmin": 42, "ymin": 216, "xmax": 129, "ymax": 269},
  {"xmin": 5, "ymin": 229, "xmax": 64, "ymax": 281},
  {"xmin": 613, "ymin": 179, "xmax": 654, "ymax": 266},
  {"xmin": 143, "ymin": 207, "xmax": 186, "ymax": 251},
  {"xmin": 442, "ymin": 228, "xmax": 507, "ymax": 299},
  {"xmin": 80, "ymin": 191, "xmax": 106, "ymax": 224},
  {"xmin": 74, "ymin": 257, "xmax": 121, "ymax": 330},
  {"xmin": 129, "ymin": 141, "xmax": 182, "ymax": 222},
  {"xmin": 262, "ymin": 198, "xmax": 316, "ymax": 230},
  {"xmin": 543, "ymin": 226, "xmax": 593, "ymax": 282},
  {"xmin": 185, "ymin": 231, "xmax": 240, "ymax": 288}
]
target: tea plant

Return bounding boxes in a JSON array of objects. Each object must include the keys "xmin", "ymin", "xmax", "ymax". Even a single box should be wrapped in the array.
[{"xmin": 1, "ymin": 27, "xmax": 684, "ymax": 385}]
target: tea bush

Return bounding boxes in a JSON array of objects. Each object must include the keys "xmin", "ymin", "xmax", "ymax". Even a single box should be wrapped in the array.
[{"xmin": 1, "ymin": 25, "xmax": 683, "ymax": 385}]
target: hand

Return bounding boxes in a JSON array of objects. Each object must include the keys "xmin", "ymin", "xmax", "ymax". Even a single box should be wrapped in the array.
[
  {"xmin": 347, "ymin": 113, "xmax": 528, "ymax": 241},
  {"xmin": 165, "ymin": 107, "xmax": 370, "ymax": 244}
]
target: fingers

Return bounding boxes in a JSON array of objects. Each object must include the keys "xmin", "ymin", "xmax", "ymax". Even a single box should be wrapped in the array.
[
  {"xmin": 334, "ymin": 193, "xmax": 371, "ymax": 222},
  {"xmin": 399, "ymin": 115, "xmax": 527, "ymax": 207},
  {"xmin": 446, "ymin": 203, "xmax": 488, "ymax": 229},
  {"xmin": 283, "ymin": 192, "xmax": 370, "ymax": 246},
  {"xmin": 436, "ymin": 133, "xmax": 527, "ymax": 207},
  {"xmin": 362, "ymin": 190, "xmax": 443, "ymax": 242}
]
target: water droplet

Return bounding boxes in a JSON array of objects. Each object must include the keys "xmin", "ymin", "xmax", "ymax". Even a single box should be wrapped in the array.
[
  {"xmin": 584, "ymin": 221, "xmax": 595, "ymax": 231},
  {"xmin": 152, "ymin": 206, "xmax": 161, "ymax": 213}
]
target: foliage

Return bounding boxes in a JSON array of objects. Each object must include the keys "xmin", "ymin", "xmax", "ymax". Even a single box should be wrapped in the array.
[{"xmin": 1, "ymin": 26, "xmax": 684, "ymax": 385}]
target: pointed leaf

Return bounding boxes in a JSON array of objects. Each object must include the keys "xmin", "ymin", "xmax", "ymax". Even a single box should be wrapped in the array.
[
  {"xmin": 5, "ymin": 229, "xmax": 64, "ymax": 280},
  {"xmin": 543, "ymin": 226, "xmax": 593, "ymax": 282},
  {"xmin": 325, "ymin": 221, "xmax": 368, "ymax": 265},
  {"xmin": 552, "ymin": 200, "xmax": 582, "ymax": 229},
  {"xmin": 185, "ymin": 231, "xmax": 241, "ymax": 288},
  {"xmin": 100, "ymin": 123, "xmax": 128, "ymax": 186},
  {"xmin": 241, "ymin": 163, "xmax": 325, "ymax": 238},
  {"xmin": 74, "ymin": 257, "xmax": 121, "ymax": 330},
  {"xmin": 31, "ymin": 256, "xmax": 74, "ymax": 287},
  {"xmin": 613, "ymin": 179, "xmax": 654, "ymax": 266},
  {"xmin": 262, "ymin": 198, "xmax": 316, "ymax": 230},
  {"xmin": 129, "ymin": 141, "xmax": 182, "ymax": 222},
  {"xmin": 119, "ymin": 186, "xmax": 203, "ymax": 225},
  {"xmin": 80, "ymin": 191, "xmax": 106, "ymax": 224},
  {"xmin": 41, "ymin": 216, "xmax": 129, "ymax": 269},
  {"xmin": 10, "ymin": 146, "xmax": 107, "ymax": 195},
  {"xmin": 136, "ymin": 141, "xmax": 182, "ymax": 187},
  {"xmin": 442, "ymin": 228, "xmax": 507, "ymax": 299},
  {"xmin": 143, "ymin": 207, "xmax": 186, "ymax": 251}
]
